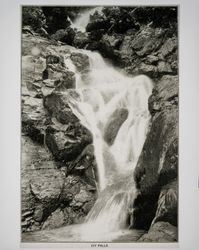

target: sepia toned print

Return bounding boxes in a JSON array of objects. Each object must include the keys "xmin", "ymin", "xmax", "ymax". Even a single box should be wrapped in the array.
[{"xmin": 21, "ymin": 6, "xmax": 178, "ymax": 243}]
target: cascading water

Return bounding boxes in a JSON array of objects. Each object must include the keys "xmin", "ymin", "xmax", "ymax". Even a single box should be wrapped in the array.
[
  {"xmin": 64, "ymin": 49, "xmax": 153, "ymax": 241},
  {"xmin": 69, "ymin": 7, "xmax": 103, "ymax": 32}
]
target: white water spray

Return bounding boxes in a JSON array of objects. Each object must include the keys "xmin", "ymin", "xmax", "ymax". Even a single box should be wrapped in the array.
[
  {"xmin": 69, "ymin": 7, "xmax": 103, "ymax": 32},
  {"xmin": 64, "ymin": 47, "xmax": 153, "ymax": 239}
]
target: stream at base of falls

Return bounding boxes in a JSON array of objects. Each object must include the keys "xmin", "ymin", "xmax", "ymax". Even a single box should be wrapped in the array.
[{"xmin": 22, "ymin": 224, "xmax": 145, "ymax": 242}]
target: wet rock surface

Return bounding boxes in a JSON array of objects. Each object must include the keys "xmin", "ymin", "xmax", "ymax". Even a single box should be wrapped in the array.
[
  {"xmin": 104, "ymin": 108, "xmax": 129, "ymax": 145},
  {"xmin": 138, "ymin": 221, "xmax": 177, "ymax": 242}
]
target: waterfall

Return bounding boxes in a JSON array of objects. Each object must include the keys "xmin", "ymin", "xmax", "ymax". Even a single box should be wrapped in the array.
[
  {"xmin": 69, "ymin": 7, "xmax": 103, "ymax": 32},
  {"xmin": 64, "ymin": 48, "xmax": 153, "ymax": 240}
]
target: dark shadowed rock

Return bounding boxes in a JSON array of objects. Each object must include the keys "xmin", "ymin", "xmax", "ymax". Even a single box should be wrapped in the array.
[
  {"xmin": 152, "ymin": 180, "xmax": 178, "ymax": 226},
  {"xmin": 70, "ymin": 52, "xmax": 90, "ymax": 73},
  {"xmin": 22, "ymin": 96, "xmax": 47, "ymax": 144},
  {"xmin": 138, "ymin": 221, "xmax": 177, "ymax": 242},
  {"xmin": 133, "ymin": 74, "xmax": 178, "ymax": 230},
  {"xmin": 149, "ymin": 75, "xmax": 178, "ymax": 113},
  {"xmin": 98, "ymin": 34, "xmax": 122, "ymax": 61},
  {"xmin": 51, "ymin": 27, "xmax": 75, "ymax": 45},
  {"xmin": 43, "ymin": 91, "xmax": 80, "ymax": 123},
  {"xmin": 21, "ymin": 136, "xmax": 64, "ymax": 232},
  {"xmin": 21, "ymin": 136, "xmax": 96, "ymax": 233},
  {"xmin": 44, "ymin": 92, "xmax": 92, "ymax": 162},
  {"xmin": 42, "ymin": 208, "xmax": 65, "ymax": 230},
  {"xmin": 86, "ymin": 12, "xmax": 110, "ymax": 32},
  {"xmin": 42, "ymin": 63, "xmax": 76, "ymax": 90},
  {"xmin": 73, "ymin": 31, "xmax": 89, "ymax": 49},
  {"xmin": 68, "ymin": 144, "xmax": 97, "ymax": 187},
  {"xmin": 104, "ymin": 108, "xmax": 128, "ymax": 145}
]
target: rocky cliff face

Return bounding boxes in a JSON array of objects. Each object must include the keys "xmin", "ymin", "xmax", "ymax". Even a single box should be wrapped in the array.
[
  {"xmin": 21, "ymin": 34, "xmax": 97, "ymax": 232},
  {"xmin": 132, "ymin": 75, "xmax": 178, "ymax": 240}
]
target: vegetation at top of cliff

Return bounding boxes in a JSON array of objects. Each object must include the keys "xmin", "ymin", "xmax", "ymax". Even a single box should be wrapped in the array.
[
  {"xmin": 22, "ymin": 6, "xmax": 90, "ymax": 34},
  {"xmin": 22, "ymin": 6, "xmax": 177, "ymax": 35},
  {"xmin": 89, "ymin": 6, "xmax": 177, "ymax": 34},
  {"xmin": 22, "ymin": 6, "xmax": 47, "ymax": 31}
]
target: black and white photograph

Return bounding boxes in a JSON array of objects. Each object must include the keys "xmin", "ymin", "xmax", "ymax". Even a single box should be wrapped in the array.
[{"xmin": 20, "ymin": 5, "xmax": 179, "ymax": 243}]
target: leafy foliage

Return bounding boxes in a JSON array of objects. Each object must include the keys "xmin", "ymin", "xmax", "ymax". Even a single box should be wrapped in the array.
[{"xmin": 22, "ymin": 6, "xmax": 46, "ymax": 31}]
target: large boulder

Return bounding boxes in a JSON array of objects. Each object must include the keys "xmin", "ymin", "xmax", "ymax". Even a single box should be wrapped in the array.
[
  {"xmin": 44, "ymin": 91, "xmax": 93, "ymax": 162},
  {"xmin": 70, "ymin": 52, "xmax": 90, "ymax": 73},
  {"xmin": 138, "ymin": 221, "xmax": 177, "ymax": 242},
  {"xmin": 42, "ymin": 52, "xmax": 76, "ymax": 90},
  {"xmin": 41, "ymin": 175, "xmax": 96, "ymax": 230},
  {"xmin": 22, "ymin": 96, "xmax": 48, "ymax": 144},
  {"xmin": 73, "ymin": 31, "xmax": 90, "ymax": 49},
  {"xmin": 86, "ymin": 12, "xmax": 110, "ymax": 32},
  {"xmin": 149, "ymin": 75, "xmax": 178, "ymax": 114},
  {"xmin": 68, "ymin": 144, "xmax": 97, "ymax": 187},
  {"xmin": 50, "ymin": 27, "xmax": 75, "ymax": 45},
  {"xmin": 103, "ymin": 108, "xmax": 129, "ymax": 145},
  {"xmin": 21, "ymin": 136, "xmax": 65, "ymax": 232},
  {"xmin": 151, "ymin": 180, "xmax": 178, "ymax": 226},
  {"xmin": 21, "ymin": 136, "xmax": 96, "ymax": 233},
  {"xmin": 98, "ymin": 34, "xmax": 122, "ymax": 62}
]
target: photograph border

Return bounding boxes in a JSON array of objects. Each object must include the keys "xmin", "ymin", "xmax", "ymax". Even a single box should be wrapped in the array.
[{"xmin": 0, "ymin": 0, "xmax": 198, "ymax": 249}]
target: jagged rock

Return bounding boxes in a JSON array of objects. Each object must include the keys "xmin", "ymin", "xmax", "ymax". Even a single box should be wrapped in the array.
[
  {"xmin": 21, "ymin": 136, "xmax": 63, "ymax": 232},
  {"xmin": 41, "ymin": 86, "xmax": 55, "ymax": 97},
  {"xmin": 22, "ymin": 96, "xmax": 47, "ymax": 143},
  {"xmin": 42, "ymin": 208, "xmax": 65, "ymax": 230},
  {"xmin": 74, "ymin": 189, "xmax": 93, "ymax": 203},
  {"xmin": 46, "ymin": 54, "xmax": 64, "ymax": 66},
  {"xmin": 42, "ymin": 64, "xmax": 76, "ymax": 90},
  {"xmin": 132, "ymin": 27, "xmax": 164, "ymax": 56},
  {"xmin": 86, "ymin": 12, "xmax": 110, "ymax": 32},
  {"xmin": 73, "ymin": 31, "xmax": 89, "ymax": 49},
  {"xmin": 159, "ymin": 37, "xmax": 177, "ymax": 58},
  {"xmin": 149, "ymin": 75, "xmax": 178, "ymax": 113},
  {"xmin": 138, "ymin": 221, "xmax": 177, "ymax": 242},
  {"xmin": 152, "ymin": 180, "xmax": 178, "ymax": 226},
  {"xmin": 22, "ymin": 55, "xmax": 46, "ymax": 97},
  {"xmin": 60, "ymin": 175, "xmax": 96, "ymax": 216},
  {"xmin": 157, "ymin": 61, "xmax": 172, "ymax": 74},
  {"xmin": 70, "ymin": 52, "xmax": 90, "ymax": 72},
  {"xmin": 33, "ymin": 204, "xmax": 44, "ymax": 222},
  {"xmin": 104, "ymin": 108, "xmax": 129, "ymax": 145},
  {"xmin": 44, "ymin": 91, "xmax": 80, "ymax": 123},
  {"xmin": 43, "ymin": 91, "xmax": 92, "ymax": 162},
  {"xmin": 22, "ymin": 25, "xmax": 35, "ymax": 35},
  {"xmin": 82, "ymin": 201, "xmax": 95, "ymax": 214},
  {"xmin": 126, "ymin": 63, "xmax": 157, "ymax": 78},
  {"xmin": 51, "ymin": 27, "xmax": 75, "ymax": 45},
  {"xmin": 45, "ymin": 128, "xmax": 91, "ymax": 162},
  {"xmin": 68, "ymin": 144, "xmax": 97, "ymax": 187},
  {"xmin": 101, "ymin": 34, "xmax": 123, "ymax": 50},
  {"xmin": 30, "ymin": 168, "xmax": 65, "ymax": 203},
  {"xmin": 98, "ymin": 34, "xmax": 122, "ymax": 61}
]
